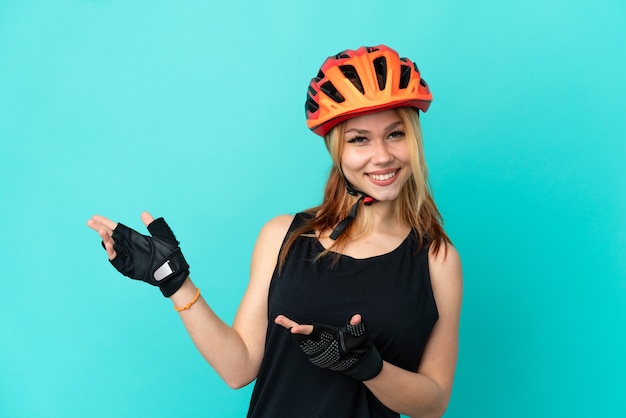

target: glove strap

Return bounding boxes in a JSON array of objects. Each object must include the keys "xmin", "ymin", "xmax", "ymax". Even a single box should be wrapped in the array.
[
  {"xmin": 153, "ymin": 248, "xmax": 188, "ymax": 282},
  {"xmin": 154, "ymin": 248, "xmax": 189, "ymax": 297},
  {"xmin": 342, "ymin": 343, "xmax": 383, "ymax": 381}
]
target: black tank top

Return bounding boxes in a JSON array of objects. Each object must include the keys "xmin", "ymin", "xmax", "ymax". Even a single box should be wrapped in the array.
[{"xmin": 247, "ymin": 212, "xmax": 438, "ymax": 417}]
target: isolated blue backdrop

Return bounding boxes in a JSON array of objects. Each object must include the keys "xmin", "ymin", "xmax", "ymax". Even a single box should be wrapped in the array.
[{"xmin": 1, "ymin": 1, "xmax": 624, "ymax": 417}]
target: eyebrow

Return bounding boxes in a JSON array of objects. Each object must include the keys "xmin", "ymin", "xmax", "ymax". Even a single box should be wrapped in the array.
[{"xmin": 345, "ymin": 120, "xmax": 404, "ymax": 135}]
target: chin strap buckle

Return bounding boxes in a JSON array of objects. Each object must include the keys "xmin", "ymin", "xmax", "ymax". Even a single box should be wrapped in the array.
[{"xmin": 329, "ymin": 182, "xmax": 376, "ymax": 240}]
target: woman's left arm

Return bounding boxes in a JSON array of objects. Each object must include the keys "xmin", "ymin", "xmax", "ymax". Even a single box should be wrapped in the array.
[{"xmin": 364, "ymin": 243, "xmax": 463, "ymax": 418}]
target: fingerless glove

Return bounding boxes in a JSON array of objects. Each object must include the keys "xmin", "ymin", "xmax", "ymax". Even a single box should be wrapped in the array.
[
  {"xmin": 109, "ymin": 217, "xmax": 189, "ymax": 297},
  {"xmin": 293, "ymin": 318, "xmax": 383, "ymax": 381}
]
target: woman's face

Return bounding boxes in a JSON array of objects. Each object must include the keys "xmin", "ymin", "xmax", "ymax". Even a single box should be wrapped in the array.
[{"xmin": 340, "ymin": 109, "xmax": 412, "ymax": 203}]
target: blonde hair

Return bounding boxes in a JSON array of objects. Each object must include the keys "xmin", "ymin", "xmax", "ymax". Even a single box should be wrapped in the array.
[{"xmin": 279, "ymin": 107, "xmax": 450, "ymax": 269}]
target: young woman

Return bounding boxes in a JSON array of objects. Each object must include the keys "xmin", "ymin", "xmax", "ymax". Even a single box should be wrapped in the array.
[{"xmin": 87, "ymin": 45, "xmax": 463, "ymax": 418}]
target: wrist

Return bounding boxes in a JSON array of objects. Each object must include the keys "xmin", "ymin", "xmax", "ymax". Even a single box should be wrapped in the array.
[
  {"xmin": 158, "ymin": 269, "xmax": 189, "ymax": 297},
  {"xmin": 168, "ymin": 277, "xmax": 194, "ymax": 302},
  {"xmin": 343, "ymin": 343, "xmax": 383, "ymax": 381}
]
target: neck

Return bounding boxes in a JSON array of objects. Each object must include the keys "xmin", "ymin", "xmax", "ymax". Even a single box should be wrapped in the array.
[{"xmin": 365, "ymin": 200, "xmax": 403, "ymax": 231}]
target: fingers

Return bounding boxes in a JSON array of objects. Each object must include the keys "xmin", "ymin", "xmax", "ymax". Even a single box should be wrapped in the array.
[
  {"xmin": 350, "ymin": 313, "xmax": 362, "ymax": 326},
  {"xmin": 86, "ymin": 212, "xmax": 158, "ymax": 260},
  {"xmin": 101, "ymin": 235, "xmax": 117, "ymax": 260},
  {"xmin": 141, "ymin": 211, "xmax": 155, "ymax": 227},
  {"xmin": 87, "ymin": 215, "xmax": 117, "ymax": 233},
  {"xmin": 275, "ymin": 315, "xmax": 313, "ymax": 335},
  {"xmin": 87, "ymin": 215, "xmax": 118, "ymax": 260},
  {"xmin": 274, "ymin": 314, "xmax": 363, "ymax": 334},
  {"xmin": 274, "ymin": 314, "xmax": 298, "ymax": 329}
]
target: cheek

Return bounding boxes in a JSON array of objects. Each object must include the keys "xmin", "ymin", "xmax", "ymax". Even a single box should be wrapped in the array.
[
  {"xmin": 339, "ymin": 151, "xmax": 365, "ymax": 174},
  {"xmin": 339, "ymin": 158, "xmax": 365, "ymax": 187},
  {"xmin": 393, "ymin": 142, "xmax": 411, "ymax": 162}
]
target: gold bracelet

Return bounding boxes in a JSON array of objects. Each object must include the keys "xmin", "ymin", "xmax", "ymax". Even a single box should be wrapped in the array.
[{"xmin": 174, "ymin": 288, "xmax": 201, "ymax": 312}]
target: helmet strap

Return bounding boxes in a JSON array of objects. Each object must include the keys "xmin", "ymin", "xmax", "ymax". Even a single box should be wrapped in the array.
[{"xmin": 329, "ymin": 182, "xmax": 375, "ymax": 240}]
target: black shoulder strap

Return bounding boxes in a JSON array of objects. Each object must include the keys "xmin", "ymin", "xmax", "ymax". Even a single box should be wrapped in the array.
[{"xmin": 289, "ymin": 211, "xmax": 315, "ymax": 234}]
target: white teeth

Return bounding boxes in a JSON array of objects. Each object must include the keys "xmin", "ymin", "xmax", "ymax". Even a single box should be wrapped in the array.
[{"xmin": 370, "ymin": 172, "xmax": 396, "ymax": 181}]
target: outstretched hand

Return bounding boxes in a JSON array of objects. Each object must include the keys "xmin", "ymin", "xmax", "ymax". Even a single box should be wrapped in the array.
[
  {"xmin": 86, "ymin": 211, "xmax": 189, "ymax": 297},
  {"xmin": 275, "ymin": 313, "xmax": 381, "ymax": 381}
]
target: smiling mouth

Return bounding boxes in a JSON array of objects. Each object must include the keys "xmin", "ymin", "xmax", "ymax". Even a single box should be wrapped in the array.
[{"xmin": 367, "ymin": 170, "xmax": 398, "ymax": 181}]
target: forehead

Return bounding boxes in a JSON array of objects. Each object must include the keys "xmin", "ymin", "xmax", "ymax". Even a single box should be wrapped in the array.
[{"xmin": 343, "ymin": 109, "xmax": 403, "ymax": 131}]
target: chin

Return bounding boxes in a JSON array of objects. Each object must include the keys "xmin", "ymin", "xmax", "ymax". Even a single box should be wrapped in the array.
[{"xmin": 370, "ymin": 190, "xmax": 402, "ymax": 202}]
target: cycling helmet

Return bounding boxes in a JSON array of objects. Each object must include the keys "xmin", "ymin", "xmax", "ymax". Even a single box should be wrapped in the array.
[{"xmin": 305, "ymin": 45, "xmax": 433, "ymax": 137}]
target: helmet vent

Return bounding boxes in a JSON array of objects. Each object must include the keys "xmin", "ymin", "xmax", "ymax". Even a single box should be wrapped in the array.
[
  {"xmin": 373, "ymin": 57, "xmax": 387, "ymax": 90},
  {"xmin": 320, "ymin": 81, "xmax": 345, "ymax": 103},
  {"xmin": 305, "ymin": 94, "xmax": 319, "ymax": 113},
  {"xmin": 339, "ymin": 65, "xmax": 364, "ymax": 94},
  {"xmin": 399, "ymin": 64, "xmax": 412, "ymax": 89}
]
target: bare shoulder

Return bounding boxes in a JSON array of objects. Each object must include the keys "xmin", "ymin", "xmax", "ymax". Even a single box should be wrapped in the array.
[
  {"xmin": 427, "ymin": 242, "xmax": 463, "ymax": 311},
  {"xmin": 263, "ymin": 214, "xmax": 295, "ymax": 232},
  {"xmin": 428, "ymin": 242, "xmax": 462, "ymax": 282},
  {"xmin": 256, "ymin": 214, "xmax": 294, "ymax": 246},
  {"xmin": 251, "ymin": 214, "xmax": 295, "ymax": 260}
]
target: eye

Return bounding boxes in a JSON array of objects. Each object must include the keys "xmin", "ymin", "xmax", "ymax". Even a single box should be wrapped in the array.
[
  {"xmin": 347, "ymin": 135, "xmax": 368, "ymax": 144},
  {"xmin": 388, "ymin": 130, "xmax": 406, "ymax": 140}
]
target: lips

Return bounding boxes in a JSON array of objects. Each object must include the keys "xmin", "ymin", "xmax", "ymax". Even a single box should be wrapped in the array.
[
  {"xmin": 368, "ymin": 171, "xmax": 397, "ymax": 181},
  {"xmin": 366, "ymin": 169, "xmax": 400, "ymax": 185}
]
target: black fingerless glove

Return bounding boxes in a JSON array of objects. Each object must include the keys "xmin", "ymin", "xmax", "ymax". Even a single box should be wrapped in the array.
[
  {"xmin": 109, "ymin": 217, "xmax": 189, "ymax": 297},
  {"xmin": 293, "ymin": 317, "xmax": 383, "ymax": 381}
]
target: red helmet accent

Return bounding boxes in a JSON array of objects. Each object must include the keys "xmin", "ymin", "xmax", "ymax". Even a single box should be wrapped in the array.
[{"xmin": 305, "ymin": 45, "xmax": 433, "ymax": 137}]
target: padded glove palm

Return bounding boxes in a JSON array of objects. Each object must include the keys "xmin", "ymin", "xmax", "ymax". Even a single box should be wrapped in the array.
[{"xmin": 293, "ymin": 318, "xmax": 382, "ymax": 381}]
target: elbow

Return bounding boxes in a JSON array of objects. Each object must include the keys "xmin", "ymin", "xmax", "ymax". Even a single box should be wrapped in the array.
[
  {"xmin": 411, "ymin": 389, "xmax": 450, "ymax": 418},
  {"xmin": 428, "ymin": 392, "xmax": 451, "ymax": 418},
  {"xmin": 426, "ymin": 407, "xmax": 448, "ymax": 418},
  {"xmin": 223, "ymin": 373, "xmax": 256, "ymax": 390},
  {"xmin": 414, "ymin": 406, "xmax": 447, "ymax": 418},
  {"xmin": 224, "ymin": 376, "xmax": 254, "ymax": 390},
  {"xmin": 210, "ymin": 356, "xmax": 259, "ymax": 389},
  {"xmin": 426, "ymin": 396, "xmax": 450, "ymax": 418}
]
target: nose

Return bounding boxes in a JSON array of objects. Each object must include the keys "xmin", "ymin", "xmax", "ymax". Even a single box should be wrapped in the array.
[{"xmin": 371, "ymin": 140, "xmax": 394, "ymax": 165}]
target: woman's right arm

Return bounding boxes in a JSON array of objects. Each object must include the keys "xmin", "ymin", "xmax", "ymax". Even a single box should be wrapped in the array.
[
  {"xmin": 169, "ymin": 214, "xmax": 293, "ymax": 388},
  {"xmin": 88, "ymin": 212, "xmax": 294, "ymax": 389}
]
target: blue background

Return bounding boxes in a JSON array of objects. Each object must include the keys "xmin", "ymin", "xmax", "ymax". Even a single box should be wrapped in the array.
[{"xmin": 1, "ymin": 1, "xmax": 625, "ymax": 416}]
